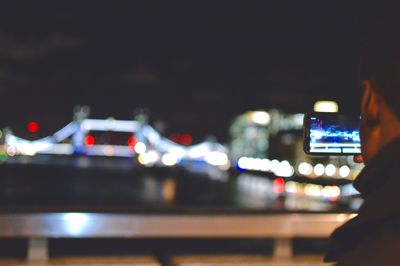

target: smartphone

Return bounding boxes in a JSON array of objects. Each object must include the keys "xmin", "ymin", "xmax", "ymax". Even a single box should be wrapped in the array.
[{"xmin": 303, "ymin": 112, "xmax": 361, "ymax": 155}]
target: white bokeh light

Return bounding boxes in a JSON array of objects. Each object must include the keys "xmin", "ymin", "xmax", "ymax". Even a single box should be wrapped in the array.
[
  {"xmin": 298, "ymin": 162, "xmax": 313, "ymax": 176},
  {"xmin": 134, "ymin": 142, "xmax": 147, "ymax": 154},
  {"xmin": 339, "ymin": 165, "xmax": 351, "ymax": 178},
  {"xmin": 325, "ymin": 164, "xmax": 336, "ymax": 177},
  {"xmin": 314, "ymin": 164, "xmax": 325, "ymax": 176}
]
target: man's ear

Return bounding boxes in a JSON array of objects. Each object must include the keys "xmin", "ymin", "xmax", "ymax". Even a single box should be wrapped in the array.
[{"xmin": 362, "ymin": 80, "xmax": 380, "ymax": 127}]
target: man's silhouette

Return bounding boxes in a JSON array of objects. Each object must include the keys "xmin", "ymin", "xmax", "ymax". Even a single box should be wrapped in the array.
[{"xmin": 324, "ymin": 9, "xmax": 400, "ymax": 266}]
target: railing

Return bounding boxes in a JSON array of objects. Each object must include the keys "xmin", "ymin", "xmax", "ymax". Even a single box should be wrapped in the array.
[{"xmin": 0, "ymin": 212, "xmax": 355, "ymax": 262}]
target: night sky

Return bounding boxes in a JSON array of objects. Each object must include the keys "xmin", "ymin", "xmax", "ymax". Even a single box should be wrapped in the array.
[{"xmin": 0, "ymin": 2, "xmax": 391, "ymax": 141}]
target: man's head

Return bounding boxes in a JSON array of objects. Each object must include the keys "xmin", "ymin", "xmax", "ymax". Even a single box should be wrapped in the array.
[{"xmin": 359, "ymin": 12, "xmax": 400, "ymax": 164}]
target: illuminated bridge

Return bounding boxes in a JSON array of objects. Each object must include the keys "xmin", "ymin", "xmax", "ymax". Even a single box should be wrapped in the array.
[{"xmin": 1, "ymin": 107, "xmax": 229, "ymax": 169}]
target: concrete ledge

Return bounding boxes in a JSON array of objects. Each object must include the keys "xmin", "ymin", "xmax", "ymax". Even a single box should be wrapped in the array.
[
  {"xmin": 0, "ymin": 212, "xmax": 353, "ymax": 263},
  {"xmin": 0, "ymin": 256, "xmax": 160, "ymax": 266},
  {"xmin": 170, "ymin": 254, "xmax": 330, "ymax": 266},
  {"xmin": 0, "ymin": 213, "xmax": 355, "ymax": 238}
]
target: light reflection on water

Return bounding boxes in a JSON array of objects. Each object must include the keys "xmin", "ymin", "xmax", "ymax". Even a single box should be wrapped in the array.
[
  {"xmin": 0, "ymin": 155, "xmax": 352, "ymax": 212},
  {"xmin": 141, "ymin": 176, "xmax": 177, "ymax": 205}
]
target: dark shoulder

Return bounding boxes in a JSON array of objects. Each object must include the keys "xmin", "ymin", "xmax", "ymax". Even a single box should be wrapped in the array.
[{"xmin": 337, "ymin": 218, "xmax": 400, "ymax": 266}]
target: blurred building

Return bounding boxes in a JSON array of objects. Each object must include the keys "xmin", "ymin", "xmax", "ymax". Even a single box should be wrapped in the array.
[{"xmin": 229, "ymin": 110, "xmax": 303, "ymax": 162}]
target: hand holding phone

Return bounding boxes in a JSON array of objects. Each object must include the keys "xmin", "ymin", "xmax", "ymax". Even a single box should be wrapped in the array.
[
  {"xmin": 353, "ymin": 155, "xmax": 364, "ymax": 163},
  {"xmin": 303, "ymin": 112, "xmax": 361, "ymax": 155}
]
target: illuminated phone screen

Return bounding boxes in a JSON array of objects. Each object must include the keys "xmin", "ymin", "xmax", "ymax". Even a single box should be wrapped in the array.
[{"xmin": 307, "ymin": 114, "xmax": 361, "ymax": 154}]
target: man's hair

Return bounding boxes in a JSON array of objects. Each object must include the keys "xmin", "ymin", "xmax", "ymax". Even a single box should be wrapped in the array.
[{"xmin": 360, "ymin": 10, "xmax": 400, "ymax": 118}]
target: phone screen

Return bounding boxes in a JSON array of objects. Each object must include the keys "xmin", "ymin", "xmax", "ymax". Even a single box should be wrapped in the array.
[{"xmin": 304, "ymin": 113, "xmax": 361, "ymax": 155}]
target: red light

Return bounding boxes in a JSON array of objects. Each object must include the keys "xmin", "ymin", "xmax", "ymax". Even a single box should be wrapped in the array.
[
  {"xmin": 170, "ymin": 133, "xmax": 193, "ymax": 145},
  {"xmin": 27, "ymin": 121, "xmax": 39, "ymax": 133},
  {"xmin": 170, "ymin": 134, "xmax": 180, "ymax": 142},
  {"xmin": 328, "ymin": 197, "xmax": 339, "ymax": 202},
  {"xmin": 181, "ymin": 134, "xmax": 193, "ymax": 145},
  {"xmin": 273, "ymin": 177, "xmax": 285, "ymax": 194},
  {"xmin": 128, "ymin": 136, "xmax": 137, "ymax": 147},
  {"xmin": 84, "ymin": 135, "xmax": 95, "ymax": 146}
]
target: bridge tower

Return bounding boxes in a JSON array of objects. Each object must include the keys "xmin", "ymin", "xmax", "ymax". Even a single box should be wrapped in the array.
[
  {"xmin": 133, "ymin": 108, "xmax": 149, "ymax": 148},
  {"xmin": 72, "ymin": 105, "xmax": 90, "ymax": 154}
]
